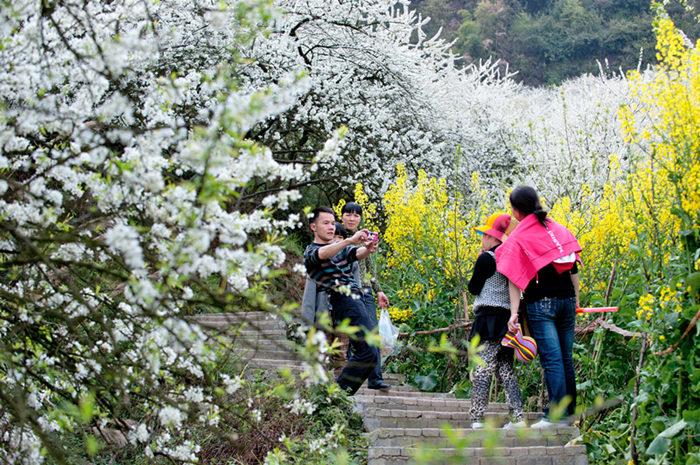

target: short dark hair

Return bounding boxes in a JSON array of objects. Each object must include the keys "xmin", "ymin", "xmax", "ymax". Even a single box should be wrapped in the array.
[
  {"xmin": 310, "ymin": 206, "xmax": 335, "ymax": 224},
  {"xmin": 334, "ymin": 222, "xmax": 349, "ymax": 238},
  {"xmin": 509, "ymin": 186, "xmax": 548, "ymax": 226},
  {"xmin": 341, "ymin": 201, "xmax": 363, "ymax": 216}
]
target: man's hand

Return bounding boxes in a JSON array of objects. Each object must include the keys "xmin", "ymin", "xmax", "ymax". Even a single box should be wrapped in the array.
[
  {"xmin": 377, "ymin": 291, "xmax": 389, "ymax": 309},
  {"xmin": 349, "ymin": 229, "xmax": 369, "ymax": 245}
]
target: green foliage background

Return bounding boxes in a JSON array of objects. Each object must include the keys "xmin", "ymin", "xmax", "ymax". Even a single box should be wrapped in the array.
[{"xmin": 413, "ymin": 0, "xmax": 700, "ymax": 85}]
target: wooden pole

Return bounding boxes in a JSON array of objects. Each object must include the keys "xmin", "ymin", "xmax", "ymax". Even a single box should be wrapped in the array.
[{"xmin": 629, "ymin": 333, "xmax": 649, "ymax": 465}]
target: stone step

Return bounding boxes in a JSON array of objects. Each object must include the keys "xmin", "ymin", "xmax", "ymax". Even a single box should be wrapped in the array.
[
  {"xmin": 193, "ymin": 311, "xmax": 286, "ymax": 322},
  {"xmin": 354, "ymin": 396, "xmax": 509, "ymax": 412},
  {"xmin": 380, "ymin": 373, "xmax": 406, "ymax": 384},
  {"xmin": 368, "ymin": 426, "xmax": 579, "ymax": 448},
  {"xmin": 355, "ymin": 388, "xmax": 454, "ymax": 399},
  {"xmin": 228, "ymin": 338, "xmax": 296, "ymax": 352},
  {"xmin": 359, "ymin": 383, "xmax": 418, "ymax": 392},
  {"xmin": 235, "ymin": 349, "xmax": 301, "ymax": 361},
  {"xmin": 199, "ymin": 322, "xmax": 286, "ymax": 334},
  {"xmin": 367, "ymin": 444, "xmax": 588, "ymax": 465},
  {"xmin": 195, "ymin": 317, "xmax": 287, "ymax": 328},
  {"xmin": 230, "ymin": 333, "xmax": 290, "ymax": 344},
  {"xmin": 246, "ymin": 358, "xmax": 306, "ymax": 369},
  {"xmin": 362, "ymin": 408, "xmax": 543, "ymax": 429},
  {"xmin": 232, "ymin": 329, "xmax": 288, "ymax": 337}
]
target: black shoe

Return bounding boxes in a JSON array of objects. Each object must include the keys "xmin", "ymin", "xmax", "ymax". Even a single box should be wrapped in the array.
[{"xmin": 367, "ymin": 382, "xmax": 391, "ymax": 391}]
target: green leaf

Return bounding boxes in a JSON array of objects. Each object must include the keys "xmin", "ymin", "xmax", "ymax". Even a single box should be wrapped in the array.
[
  {"xmin": 646, "ymin": 436, "xmax": 671, "ymax": 455},
  {"xmin": 659, "ymin": 419, "xmax": 687, "ymax": 438},
  {"xmin": 646, "ymin": 419, "xmax": 688, "ymax": 456},
  {"xmin": 683, "ymin": 409, "xmax": 700, "ymax": 424},
  {"xmin": 414, "ymin": 373, "xmax": 437, "ymax": 391}
]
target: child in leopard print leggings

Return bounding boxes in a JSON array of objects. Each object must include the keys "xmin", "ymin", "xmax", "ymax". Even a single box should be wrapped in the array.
[{"xmin": 467, "ymin": 213, "xmax": 524, "ymax": 429}]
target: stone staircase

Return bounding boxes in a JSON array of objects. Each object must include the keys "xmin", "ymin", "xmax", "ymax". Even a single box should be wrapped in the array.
[{"xmin": 192, "ymin": 312, "xmax": 588, "ymax": 465}]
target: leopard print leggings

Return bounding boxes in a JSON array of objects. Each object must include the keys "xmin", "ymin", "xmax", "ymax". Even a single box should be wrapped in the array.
[{"xmin": 470, "ymin": 340, "xmax": 524, "ymax": 422}]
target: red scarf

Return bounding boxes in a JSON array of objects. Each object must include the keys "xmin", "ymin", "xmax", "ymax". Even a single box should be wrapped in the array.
[{"xmin": 495, "ymin": 214, "xmax": 582, "ymax": 291}]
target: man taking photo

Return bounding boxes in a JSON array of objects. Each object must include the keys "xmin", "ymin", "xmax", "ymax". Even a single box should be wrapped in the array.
[
  {"xmin": 341, "ymin": 202, "xmax": 391, "ymax": 391},
  {"xmin": 304, "ymin": 207, "xmax": 380, "ymax": 394}
]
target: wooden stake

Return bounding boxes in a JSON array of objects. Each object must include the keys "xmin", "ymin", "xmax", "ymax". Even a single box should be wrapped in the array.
[{"xmin": 630, "ymin": 333, "xmax": 649, "ymax": 465}]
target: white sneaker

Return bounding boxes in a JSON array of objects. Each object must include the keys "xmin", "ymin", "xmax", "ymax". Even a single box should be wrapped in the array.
[
  {"xmin": 530, "ymin": 418, "xmax": 554, "ymax": 429},
  {"xmin": 502, "ymin": 420, "xmax": 527, "ymax": 430},
  {"xmin": 471, "ymin": 421, "xmax": 484, "ymax": 429}
]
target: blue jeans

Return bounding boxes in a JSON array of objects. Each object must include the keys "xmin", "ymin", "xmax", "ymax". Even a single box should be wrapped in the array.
[
  {"xmin": 346, "ymin": 289, "xmax": 384, "ymax": 386},
  {"xmin": 526, "ymin": 297, "xmax": 577, "ymax": 419},
  {"xmin": 329, "ymin": 291, "xmax": 377, "ymax": 394}
]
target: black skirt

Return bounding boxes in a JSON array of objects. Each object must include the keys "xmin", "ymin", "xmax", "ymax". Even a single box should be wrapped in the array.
[{"xmin": 469, "ymin": 306, "xmax": 511, "ymax": 342}]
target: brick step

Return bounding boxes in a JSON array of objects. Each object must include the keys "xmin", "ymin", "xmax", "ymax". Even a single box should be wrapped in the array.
[
  {"xmin": 247, "ymin": 358, "xmax": 307, "ymax": 369},
  {"xmin": 354, "ymin": 396, "xmax": 509, "ymax": 412},
  {"xmin": 355, "ymin": 388, "xmax": 454, "ymax": 399},
  {"xmin": 232, "ymin": 329, "xmax": 288, "ymax": 337},
  {"xmin": 191, "ymin": 316, "xmax": 285, "ymax": 328},
  {"xmin": 363, "ymin": 408, "xmax": 543, "ymax": 429},
  {"xmin": 235, "ymin": 349, "xmax": 301, "ymax": 361},
  {"xmin": 193, "ymin": 311, "xmax": 285, "ymax": 321},
  {"xmin": 230, "ymin": 334, "xmax": 290, "ymax": 344},
  {"xmin": 379, "ymin": 373, "xmax": 406, "ymax": 384},
  {"xmin": 367, "ymin": 444, "xmax": 588, "ymax": 465},
  {"xmin": 228, "ymin": 339, "xmax": 296, "ymax": 351},
  {"xmin": 198, "ymin": 321, "xmax": 286, "ymax": 334},
  {"xmin": 368, "ymin": 426, "xmax": 579, "ymax": 448},
  {"xmin": 358, "ymin": 383, "xmax": 419, "ymax": 393}
]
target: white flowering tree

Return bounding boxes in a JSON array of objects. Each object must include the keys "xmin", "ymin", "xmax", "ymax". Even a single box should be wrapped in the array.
[
  {"xmin": 234, "ymin": 0, "xmax": 639, "ymax": 205},
  {"xmin": 0, "ymin": 0, "xmax": 344, "ymax": 463},
  {"xmin": 238, "ymin": 0, "xmax": 523, "ymax": 198}
]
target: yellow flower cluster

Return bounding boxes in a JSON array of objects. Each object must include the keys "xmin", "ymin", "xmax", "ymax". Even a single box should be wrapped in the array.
[
  {"xmin": 380, "ymin": 164, "xmax": 488, "ymax": 320},
  {"xmin": 637, "ymin": 293, "xmax": 655, "ymax": 322},
  {"xmin": 658, "ymin": 284, "xmax": 685, "ymax": 314},
  {"xmin": 396, "ymin": 282, "xmax": 426, "ymax": 300},
  {"xmin": 382, "ymin": 164, "xmax": 481, "ymax": 279},
  {"xmin": 552, "ymin": 18, "xmax": 698, "ymax": 309},
  {"xmin": 385, "ymin": 306, "xmax": 413, "ymax": 323},
  {"xmin": 624, "ymin": 17, "xmax": 699, "ymax": 224},
  {"xmin": 353, "ymin": 183, "xmax": 379, "ymax": 232}
]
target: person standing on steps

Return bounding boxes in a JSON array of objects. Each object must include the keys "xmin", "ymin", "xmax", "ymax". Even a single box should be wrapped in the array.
[
  {"xmin": 300, "ymin": 222, "xmax": 349, "ymax": 326},
  {"xmin": 341, "ymin": 202, "xmax": 391, "ymax": 391},
  {"xmin": 304, "ymin": 207, "xmax": 379, "ymax": 394},
  {"xmin": 496, "ymin": 186, "xmax": 582, "ymax": 428},
  {"xmin": 467, "ymin": 213, "xmax": 525, "ymax": 430}
]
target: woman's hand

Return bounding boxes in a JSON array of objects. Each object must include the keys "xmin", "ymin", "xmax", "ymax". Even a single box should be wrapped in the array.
[
  {"xmin": 507, "ymin": 280, "xmax": 522, "ymax": 333},
  {"xmin": 377, "ymin": 291, "xmax": 389, "ymax": 309},
  {"xmin": 507, "ymin": 314, "xmax": 520, "ymax": 333}
]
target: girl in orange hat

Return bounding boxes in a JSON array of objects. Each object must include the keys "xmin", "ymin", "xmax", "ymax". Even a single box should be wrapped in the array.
[{"xmin": 467, "ymin": 213, "xmax": 524, "ymax": 429}]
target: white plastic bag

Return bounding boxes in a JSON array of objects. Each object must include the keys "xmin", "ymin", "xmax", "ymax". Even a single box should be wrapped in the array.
[{"xmin": 378, "ymin": 308, "xmax": 399, "ymax": 350}]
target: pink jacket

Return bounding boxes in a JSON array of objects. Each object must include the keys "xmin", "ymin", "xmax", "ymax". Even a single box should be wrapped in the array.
[{"xmin": 495, "ymin": 214, "xmax": 582, "ymax": 291}]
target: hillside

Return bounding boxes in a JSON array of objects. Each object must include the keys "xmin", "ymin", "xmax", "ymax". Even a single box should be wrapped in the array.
[{"xmin": 413, "ymin": 0, "xmax": 700, "ymax": 85}]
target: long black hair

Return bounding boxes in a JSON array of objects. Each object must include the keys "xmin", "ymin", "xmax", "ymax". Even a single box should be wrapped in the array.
[{"xmin": 509, "ymin": 186, "xmax": 548, "ymax": 226}]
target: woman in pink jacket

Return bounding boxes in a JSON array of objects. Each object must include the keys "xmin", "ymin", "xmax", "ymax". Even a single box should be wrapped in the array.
[{"xmin": 495, "ymin": 186, "xmax": 582, "ymax": 428}]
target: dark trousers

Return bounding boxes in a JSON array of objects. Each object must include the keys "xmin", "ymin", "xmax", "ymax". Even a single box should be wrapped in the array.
[
  {"xmin": 329, "ymin": 291, "xmax": 377, "ymax": 394},
  {"xmin": 353, "ymin": 289, "xmax": 384, "ymax": 386}
]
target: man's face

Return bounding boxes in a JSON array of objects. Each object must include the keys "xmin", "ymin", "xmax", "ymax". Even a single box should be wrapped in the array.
[
  {"xmin": 342, "ymin": 211, "xmax": 361, "ymax": 232},
  {"xmin": 311, "ymin": 212, "xmax": 336, "ymax": 243}
]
